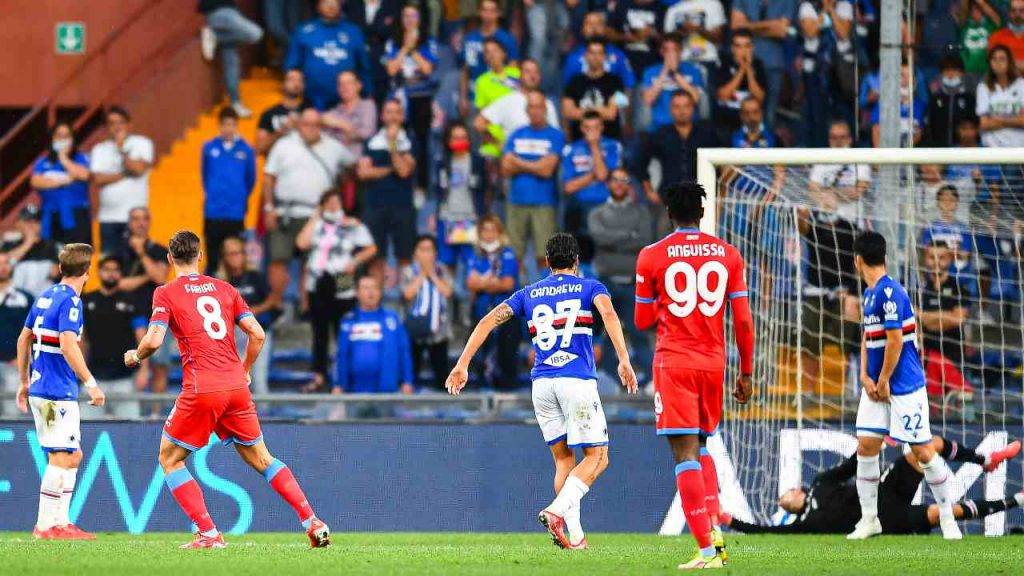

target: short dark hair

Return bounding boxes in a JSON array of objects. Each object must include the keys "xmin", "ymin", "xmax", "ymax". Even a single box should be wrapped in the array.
[
  {"xmin": 545, "ymin": 233, "xmax": 580, "ymax": 270},
  {"xmin": 585, "ymin": 38, "xmax": 605, "ymax": 52},
  {"xmin": 218, "ymin": 106, "xmax": 239, "ymax": 122},
  {"xmin": 59, "ymin": 244, "xmax": 93, "ymax": 278},
  {"xmin": 854, "ymin": 232, "xmax": 887, "ymax": 266},
  {"xmin": 939, "ymin": 53, "xmax": 965, "ymax": 72},
  {"xmin": 168, "ymin": 230, "xmax": 201, "ymax": 265},
  {"xmin": 936, "ymin": 184, "xmax": 960, "ymax": 200},
  {"xmin": 106, "ymin": 106, "xmax": 131, "ymax": 122},
  {"xmin": 732, "ymin": 29, "xmax": 754, "ymax": 42},
  {"xmin": 98, "ymin": 255, "xmax": 121, "ymax": 270},
  {"xmin": 581, "ymin": 109, "xmax": 603, "ymax": 123},
  {"xmin": 483, "ymin": 37, "xmax": 507, "ymax": 55},
  {"xmin": 663, "ymin": 180, "xmax": 706, "ymax": 226},
  {"xmin": 414, "ymin": 234, "xmax": 438, "ymax": 252}
]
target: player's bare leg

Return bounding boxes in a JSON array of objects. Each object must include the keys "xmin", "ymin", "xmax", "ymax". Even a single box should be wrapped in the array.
[
  {"xmin": 159, "ymin": 438, "xmax": 225, "ymax": 549},
  {"xmin": 234, "ymin": 441, "xmax": 330, "ymax": 547},
  {"xmin": 540, "ymin": 443, "xmax": 608, "ymax": 550},
  {"xmin": 847, "ymin": 435, "xmax": 884, "ymax": 540},
  {"xmin": 667, "ymin": 434, "xmax": 721, "ymax": 569},
  {"xmin": 35, "ymin": 449, "xmax": 93, "ymax": 540},
  {"xmin": 909, "ymin": 441, "xmax": 961, "ymax": 539}
]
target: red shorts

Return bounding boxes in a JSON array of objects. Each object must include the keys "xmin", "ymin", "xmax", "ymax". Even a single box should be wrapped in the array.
[
  {"xmin": 653, "ymin": 366, "xmax": 724, "ymax": 436},
  {"xmin": 163, "ymin": 387, "xmax": 262, "ymax": 451}
]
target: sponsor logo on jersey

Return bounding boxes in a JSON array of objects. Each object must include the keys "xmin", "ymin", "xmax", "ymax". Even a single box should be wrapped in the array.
[{"xmin": 543, "ymin": 350, "xmax": 578, "ymax": 368}]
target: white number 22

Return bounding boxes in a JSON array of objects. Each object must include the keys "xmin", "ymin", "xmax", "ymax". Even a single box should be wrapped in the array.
[
  {"xmin": 664, "ymin": 261, "xmax": 729, "ymax": 318},
  {"xmin": 196, "ymin": 296, "xmax": 228, "ymax": 340}
]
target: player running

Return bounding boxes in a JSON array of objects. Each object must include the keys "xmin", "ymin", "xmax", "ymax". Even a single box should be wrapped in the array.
[
  {"xmin": 634, "ymin": 181, "xmax": 755, "ymax": 570},
  {"xmin": 15, "ymin": 243, "xmax": 106, "ymax": 541},
  {"xmin": 446, "ymin": 233, "xmax": 638, "ymax": 550},
  {"xmin": 848, "ymin": 231, "xmax": 962, "ymax": 540},
  {"xmin": 123, "ymin": 230, "xmax": 329, "ymax": 549}
]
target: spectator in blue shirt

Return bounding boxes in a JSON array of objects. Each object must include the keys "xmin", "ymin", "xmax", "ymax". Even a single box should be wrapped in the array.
[
  {"xmin": 730, "ymin": 0, "xmax": 797, "ymax": 125},
  {"xmin": 29, "ymin": 122, "xmax": 91, "ymax": 245},
  {"xmin": 562, "ymin": 11, "xmax": 637, "ymax": 89},
  {"xmin": 465, "ymin": 215, "xmax": 520, "ymax": 390},
  {"xmin": 562, "ymin": 111, "xmax": 623, "ymax": 235},
  {"xmin": 731, "ymin": 96, "xmax": 776, "ymax": 148},
  {"xmin": 642, "ymin": 33, "xmax": 706, "ymax": 130},
  {"xmin": 356, "ymin": 99, "xmax": 418, "ymax": 265},
  {"xmin": 870, "ymin": 63, "xmax": 925, "ymax": 147},
  {"xmin": 384, "ymin": 3, "xmax": 440, "ymax": 192},
  {"xmin": 285, "ymin": 0, "xmax": 372, "ymax": 110},
  {"xmin": 501, "ymin": 90, "xmax": 566, "ymax": 271},
  {"xmin": 333, "ymin": 275, "xmax": 414, "ymax": 394},
  {"xmin": 459, "ymin": 0, "xmax": 519, "ymax": 116},
  {"xmin": 201, "ymin": 106, "xmax": 256, "ymax": 274}
]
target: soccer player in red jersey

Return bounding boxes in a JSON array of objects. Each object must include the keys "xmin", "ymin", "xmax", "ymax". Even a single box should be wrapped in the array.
[
  {"xmin": 634, "ymin": 181, "xmax": 754, "ymax": 570},
  {"xmin": 123, "ymin": 231, "xmax": 329, "ymax": 549}
]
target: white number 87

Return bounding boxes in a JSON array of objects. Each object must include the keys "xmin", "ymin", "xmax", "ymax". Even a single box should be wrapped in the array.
[
  {"xmin": 664, "ymin": 260, "xmax": 729, "ymax": 318},
  {"xmin": 196, "ymin": 296, "xmax": 228, "ymax": 340}
]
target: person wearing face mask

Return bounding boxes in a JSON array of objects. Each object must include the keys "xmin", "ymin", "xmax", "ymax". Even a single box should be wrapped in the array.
[
  {"xmin": 285, "ymin": 0, "xmax": 373, "ymax": 110},
  {"xmin": 29, "ymin": 123, "xmax": 92, "ymax": 245},
  {"xmin": 926, "ymin": 55, "xmax": 978, "ymax": 147},
  {"xmin": 81, "ymin": 256, "xmax": 146, "ymax": 418},
  {"xmin": 296, "ymin": 190, "xmax": 378, "ymax": 391},
  {"xmin": 465, "ymin": 215, "xmax": 520, "ymax": 389},
  {"xmin": 435, "ymin": 120, "xmax": 486, "ymax": 270}
]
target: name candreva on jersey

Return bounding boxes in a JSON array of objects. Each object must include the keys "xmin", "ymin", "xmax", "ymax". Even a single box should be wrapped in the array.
[
  {"xmin": 529, "ymin": 283, "xmax": 584, "ymax": 298},
  {"xmin": 667, "ymin": 243, "xmax": 727, "ymax": 258}
]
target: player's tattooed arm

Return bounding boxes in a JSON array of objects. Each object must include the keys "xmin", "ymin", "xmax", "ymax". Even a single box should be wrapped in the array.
[{"xmin": 490, "ymin": 303, "xmax": 515, "ymax": 326}]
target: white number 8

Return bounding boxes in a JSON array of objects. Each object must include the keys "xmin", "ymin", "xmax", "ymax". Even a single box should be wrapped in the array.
[
  {"xmin": 664, "ymin": 260, "xmax": 729, "ymax": 318},
  {"xmin": 196, "ymin": 296, "xmax": 228, "ymax": 340}
]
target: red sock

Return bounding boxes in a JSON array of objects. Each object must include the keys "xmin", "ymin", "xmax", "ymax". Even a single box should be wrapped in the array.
[
  {"xmin": 699, "ymin": 449, "xmax": 721, "ymax": 525},
  {"xmin": 676, "ymin": 461, "xmax": 713, "ymax": 550},
  {"xmin": 264, "ymin": 459, "xmax": 315, "ymax": 524},
  {"xmin": 164, "ymin": 468, "xmax": 216, "ymax": 533}
]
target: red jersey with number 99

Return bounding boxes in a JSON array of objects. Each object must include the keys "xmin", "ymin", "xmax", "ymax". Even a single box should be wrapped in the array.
[
  {"xmin": 150, "ymin": 273, "xmax": 254, "ymax": 394},
  {"xmin": 634, "ymin": 228, "xmax": 748, "ymax": 370}
]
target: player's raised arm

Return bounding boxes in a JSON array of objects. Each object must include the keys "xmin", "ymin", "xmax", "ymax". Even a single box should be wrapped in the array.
[
  {"xmin": 593, "ymin": 293, "xmax": 638, "ymax": 393},
  {"xmin": 634, "ymin": 248, "xmax": 658, "ymax": 331},
  {"xmin": 446, "ymin": 302, "xmax": 517, "ymax": 395}
]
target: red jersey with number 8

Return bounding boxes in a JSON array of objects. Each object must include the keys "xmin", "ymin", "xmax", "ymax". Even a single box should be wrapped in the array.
[
  {"xmin": 150, "ymin": 273, "xmax": 254, "ymax": 394},
  {"xmin": 634, "ymin": 228, "xmax": 749, "ymax": 370}
]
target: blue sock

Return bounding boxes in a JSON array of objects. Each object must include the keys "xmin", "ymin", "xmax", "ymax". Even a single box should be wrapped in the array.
[{"xmin": 700, "ymin": 545, "xmax": 716, "ymax": 558}]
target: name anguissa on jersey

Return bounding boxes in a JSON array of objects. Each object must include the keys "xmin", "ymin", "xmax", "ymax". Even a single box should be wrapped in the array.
[{"xmin": 666, "ymin": 242, "xmax": 727, "ymax": 259}]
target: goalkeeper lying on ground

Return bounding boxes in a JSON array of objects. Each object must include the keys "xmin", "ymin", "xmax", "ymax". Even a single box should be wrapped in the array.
[{"xmin": 723, "ymin": 436, "xmax": 1022, "ymax": 535}]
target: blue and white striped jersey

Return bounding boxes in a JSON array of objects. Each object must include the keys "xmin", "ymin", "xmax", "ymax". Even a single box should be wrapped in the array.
[
  {"xmin": 23, "ymin": 283, "xmax": 84, "ymax": 401},
  {"xmin": 862, "ymin": 275, "xmax": 925, "ymax": 396},
  {"xmin": 504, "ymin": 274, "xmax": 609, "ymax": 381}
]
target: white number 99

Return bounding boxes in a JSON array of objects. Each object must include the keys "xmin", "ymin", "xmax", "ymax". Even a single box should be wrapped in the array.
[{"xmin": 664, "ymin": 260, "xmax": 729, "ymax": 318}]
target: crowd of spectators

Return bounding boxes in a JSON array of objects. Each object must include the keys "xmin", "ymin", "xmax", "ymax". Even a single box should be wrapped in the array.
[{"xmin": 5, "ymin": 0, "xmax": 1024, "ymax": 412}]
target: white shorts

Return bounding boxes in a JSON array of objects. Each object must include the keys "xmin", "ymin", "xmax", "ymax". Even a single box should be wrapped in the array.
[
  {"xmin": 855, "ymin": 386, "xmax": 932, "ymax": 444},
  {"xmin": 29, "ymin": 396, "xmax": 81, "ymax": 452},
  {"xmin": 532, "ymin": 377, "xmax": 608, "ymax": 448}
]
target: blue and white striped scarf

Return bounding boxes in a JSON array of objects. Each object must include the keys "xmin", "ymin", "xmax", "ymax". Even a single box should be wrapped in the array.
[{"xmin": 410, "ymin": 263, "xmax": 446, "ymax": 333}]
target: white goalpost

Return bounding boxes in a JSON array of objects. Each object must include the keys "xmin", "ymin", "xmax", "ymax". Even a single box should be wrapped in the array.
[{"xmin": 670, "ymin": 147, "xmax": 1024, "ymax": 536}]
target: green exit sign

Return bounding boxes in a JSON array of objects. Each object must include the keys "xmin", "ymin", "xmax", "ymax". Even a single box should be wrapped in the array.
[{"xmin": 55, "ymin": 22, "xmax": 85, "ymax": 55}]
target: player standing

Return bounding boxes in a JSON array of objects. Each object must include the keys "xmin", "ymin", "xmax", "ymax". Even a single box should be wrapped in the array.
[
  {"xmin": 15, "ymin": 243, "xmax": 106, "ymax": 540},
  {"xmin": 123, "ymin": 231, "xmax": 329, "ymax": 549},
  {"xmin": 634, "ymin": 181, "xmax": 754, "ymax": 570},
  {"xmin": 847, "ymin": 231, "xmax": 961, "ymax": 540},
  {"xmin": 446, "ymin": 233, "xmax": 638, "ymax": 550}
]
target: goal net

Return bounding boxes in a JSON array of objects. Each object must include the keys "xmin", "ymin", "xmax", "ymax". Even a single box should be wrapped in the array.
[{"xmin": 698, "ymin": 147, "xmax": 1024, "ymax": 536}]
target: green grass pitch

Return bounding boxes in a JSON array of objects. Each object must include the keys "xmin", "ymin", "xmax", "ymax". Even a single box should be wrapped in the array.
[{"xmin": 2, "ymin": 532, "xmax": 1022, "ymax": 575}]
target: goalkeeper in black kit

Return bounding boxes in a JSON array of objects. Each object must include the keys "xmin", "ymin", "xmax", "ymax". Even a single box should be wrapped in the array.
[{"xmin": 722, "ymin": 436, "xmax": 1021, "ymax": 535}]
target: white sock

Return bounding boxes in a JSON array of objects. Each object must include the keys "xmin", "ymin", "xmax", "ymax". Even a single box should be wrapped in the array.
[
  {"xmin": 59, "ymin": 468, "xmax": 78, "ymax": 527},
  {"xmin": 856, "ymin": 454, "xmax": 880, "ymax": 521},
  {"xmin": 547, "ymin": 475, "xmax": 589, "ymax": 518},
  {"xmin": 1014, "ymin": 492, "xmax": 1024, "ymax": 508},
  {"xmin": 564, "ymin": 501, "xmax": 585, "ymax": 545},
  {"xmin": 921, "ymin": 455, "xmax": 955, "ymax": 521},
  {"xmin": 37, "ymin": 465, "xmax": 64, "ymax": 530}
]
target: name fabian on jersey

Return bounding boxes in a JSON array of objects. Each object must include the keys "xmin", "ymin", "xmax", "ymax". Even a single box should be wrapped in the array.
[
  {"xmin": 529, "ymin": 284, "xmax": 583, "ymax": 298},
  {"xmin": 666, "ymin": 243, "xmax": 726, "ymax": 258},
  {"xmin": 184, "ymin": 283, "xmax": 217, "ymax": 294}
]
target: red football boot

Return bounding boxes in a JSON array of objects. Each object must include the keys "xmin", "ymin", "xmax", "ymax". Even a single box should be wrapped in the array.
[
  {"xmin": 180, "ymin": 532, "xmax": 227, "ymax": 549},
  {"xmin": 538, "ymin": 510, "xmax": 571, "ymax": 549},
  {"xmin": 52, "ymin": 524, "xmax": 96, "ymax": 541},
  {"xmin": 306, "ymin": 518, "xmax": 331, "ymax": 548},
  {"xmin": 567, "ymin": 537, "xmax": 589, "ymax": 550},
  {"xmin": 32, "ymin": 526, "xmax": 60, "ymax": 540},
  {"xmin": 985, "ymin": 440, "xmax": 1021, "ymax": 473}
]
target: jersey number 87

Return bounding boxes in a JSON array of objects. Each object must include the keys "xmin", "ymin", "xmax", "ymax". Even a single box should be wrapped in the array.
[
  {"xmin": 664, "ymin": 260, "xmax": 728, "ymax": 318},
  {"xmin": 531, "ymin": 298, "xmax": 582, "ymax": 351}
]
